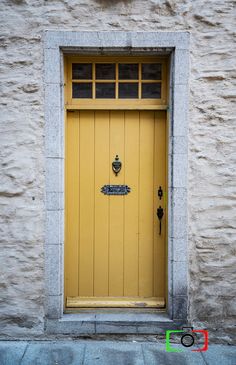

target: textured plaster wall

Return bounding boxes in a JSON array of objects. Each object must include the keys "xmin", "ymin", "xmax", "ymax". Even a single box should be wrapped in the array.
[{"xmin": 0, "ymin": 0, "xmax": 235, "ymax": 342}]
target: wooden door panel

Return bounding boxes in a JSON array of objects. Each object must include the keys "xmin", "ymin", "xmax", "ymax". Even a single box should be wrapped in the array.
[
  {"xmin": 79, "ymin": 111, "xmax": 95, "ymax": 296},
  {"xmin": 153, "ymin": 111, "xmax": 166, "ymax": 297},
  {"xmin": 138, "ymin": 111, "xmax": 155, "ymax": 297},
  {"xmin": 109, "ymin": 111, "xmax": 125, "ymax": 296},
  {"xmin": 65, "ymin": 110, "xmax": 166, "ymax": 307},
  {"xmin": 94, "ymin": 111, "xmax": 110, "ymax": 297},
  {"xmin": 123, "ymin": 111, "xmax": 140, "ymax": 296}
]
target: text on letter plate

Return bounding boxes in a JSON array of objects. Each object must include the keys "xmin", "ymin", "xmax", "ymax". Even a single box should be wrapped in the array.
[{"xmin": 101, "ymin": 185, "xmax": 131, "ymax": 195}]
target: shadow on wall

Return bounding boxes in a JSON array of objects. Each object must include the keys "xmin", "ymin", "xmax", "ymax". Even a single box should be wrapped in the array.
[
  {"xmin": 93, "ymin": 0, "xmax": 134, "ymax": 7},
  {"xmin": 94, "ymin": 0, "xmax": 177, "ymax": 16},
  {"xmin": 10, "ymin": 0, "xmax": 27, "ymax": 4}
]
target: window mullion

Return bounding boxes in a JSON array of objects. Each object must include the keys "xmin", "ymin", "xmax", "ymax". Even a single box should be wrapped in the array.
[{"xmin": 115, "ymin": 63, "xmax": 118, "ymax": 99}]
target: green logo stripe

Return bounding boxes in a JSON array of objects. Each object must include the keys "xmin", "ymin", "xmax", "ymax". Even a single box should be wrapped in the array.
[{"xmin": 166, "ymin": 330, "xmax": 183, "ymax": 352}]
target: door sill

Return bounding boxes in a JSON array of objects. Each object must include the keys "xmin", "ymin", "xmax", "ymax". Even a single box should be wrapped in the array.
[
  {"xmin": 46, "ymin": 311, "xmax": 185, "ymax": 335},
  {"xmin": 66, "ymin": 296, "xmax": 165, "ymax": 309},
  {"xmin": 64, "ymin": 307, "xmax": 166, "ymax": 314}
]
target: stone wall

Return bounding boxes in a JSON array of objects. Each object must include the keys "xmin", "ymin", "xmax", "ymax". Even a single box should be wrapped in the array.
[{"xmin": 0, "ymin": 0, "xmax": 235, "ymax": 342}]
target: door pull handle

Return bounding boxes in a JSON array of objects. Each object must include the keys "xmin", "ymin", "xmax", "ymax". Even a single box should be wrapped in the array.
[{"xmin": 157, "ymin": 206, "xmax": 164, "ymax": 235}]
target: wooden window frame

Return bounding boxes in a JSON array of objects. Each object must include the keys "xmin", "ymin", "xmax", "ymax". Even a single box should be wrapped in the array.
[{"xmin": 65, "ymin": 56, "xmax": 168, "ymax": 110}]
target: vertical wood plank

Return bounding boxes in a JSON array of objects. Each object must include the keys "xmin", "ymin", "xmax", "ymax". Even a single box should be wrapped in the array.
[
  {"xmin": 109, "ymin": 111, "xmax": 125, "ymax": 296},
  {"xmin": 94, "ymin": 111, "xmax": 110, "ymax": 296},
  {"xmin": 123, "ymin": 111, "xmax": 139, "ymax": 296},
  {"xmin": 153, "ymin": 111, "xmax": 166, "ymax": 297},
  {"xmin": 79, "ymin": 111, "xmax": 95, "ymax": 296},
  {"xmin": 139, "ymin": 111, "xmax": 155, "ymax": 297},
  {"xmin": 65, "ymin": 111, "xmax": 79, "ymax": 297}
]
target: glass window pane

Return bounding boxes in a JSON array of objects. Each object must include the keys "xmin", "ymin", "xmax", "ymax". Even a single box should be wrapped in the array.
[
  {"xmin": 96, "ymin": 83, "xmax": 115, "ymax": 98},
  {"xmin": 142, "ymin": 63, "xmax": 162, "ymax": 80},
  {"xmin": 96, "ymin": 64, "xmax": 115, "ymax": 80},
  {"xmin": 72, "ymin": 83, "xmax": 92, "ymax": 98},
  {"xmin": 142, "ymin": 83, "xmax": 161, "ymax": 98},
  {"xmin": 119, "ymin": 83, "xmax": 139, "ymax": 99},
  {"xmin": 119, "ymin": 64, "xmax": 138, "ymax": 80},
  {"xmin": 72, "ymin": 63, "xmax": 92, "ymax": 79}
]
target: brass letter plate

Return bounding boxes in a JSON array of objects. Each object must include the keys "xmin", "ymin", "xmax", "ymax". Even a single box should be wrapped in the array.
[{"xmin": 101, "ymin": 185, "xmax": 131, "ymax": 195}]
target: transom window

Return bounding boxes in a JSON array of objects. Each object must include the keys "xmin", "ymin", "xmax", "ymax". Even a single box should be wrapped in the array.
[
  {"xmin": 65, "ymin": 56, "xmax": 167, "ymax": 109},
  {"xmin": 71, "ymin": 62, "xmax": 163, "ymax": 99}
]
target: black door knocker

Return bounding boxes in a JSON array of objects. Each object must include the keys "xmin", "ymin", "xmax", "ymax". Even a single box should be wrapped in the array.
[
  {"xmin": 112, "ymin": 155, "xmax": 122, "ymax": 176},
  {"xmin": 157, "ymin": 206, "xmax": 164, "ymax": 235}
]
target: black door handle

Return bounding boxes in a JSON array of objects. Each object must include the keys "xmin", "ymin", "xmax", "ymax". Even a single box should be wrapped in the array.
[{"xmin": 157, "ymin": 206, "xmax": 164, "ymax": 235}]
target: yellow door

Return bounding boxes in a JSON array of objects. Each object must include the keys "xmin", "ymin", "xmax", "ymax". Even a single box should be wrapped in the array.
[{"xmin": 65, "ymin": 110, "xmax": 166, "ymax": 308}]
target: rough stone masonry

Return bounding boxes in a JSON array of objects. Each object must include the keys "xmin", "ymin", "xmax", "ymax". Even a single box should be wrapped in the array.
[{"xmin": 0, "ymin": 0, "xmax": 235, "ymax": 343}]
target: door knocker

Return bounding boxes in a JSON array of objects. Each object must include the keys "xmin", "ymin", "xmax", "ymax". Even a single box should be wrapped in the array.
[{"xmin": 112, "ymin": 155, "xmax": 122, "ymax": 176}]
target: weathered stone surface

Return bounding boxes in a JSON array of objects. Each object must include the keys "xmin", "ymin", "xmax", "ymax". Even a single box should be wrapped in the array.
[
  {"xmin": 21, "ymin": 342, "xmax": 86, "ymax": 365},
  {"xmin": 1, "ymin": 340, "xmax": 236, "ymax": 365},
  {"xmin": 0, "ymin": 341, "xmax": 28, "ymax": 365},
  {"xmin": 0, "ymin": 0, "xmax": 235, "ymax": 342}
]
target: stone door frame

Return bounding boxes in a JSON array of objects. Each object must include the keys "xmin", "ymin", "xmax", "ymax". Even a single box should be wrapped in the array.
[{"xmin": 44, "ymin": 31, "xmax": 189, "ymax": 334}]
